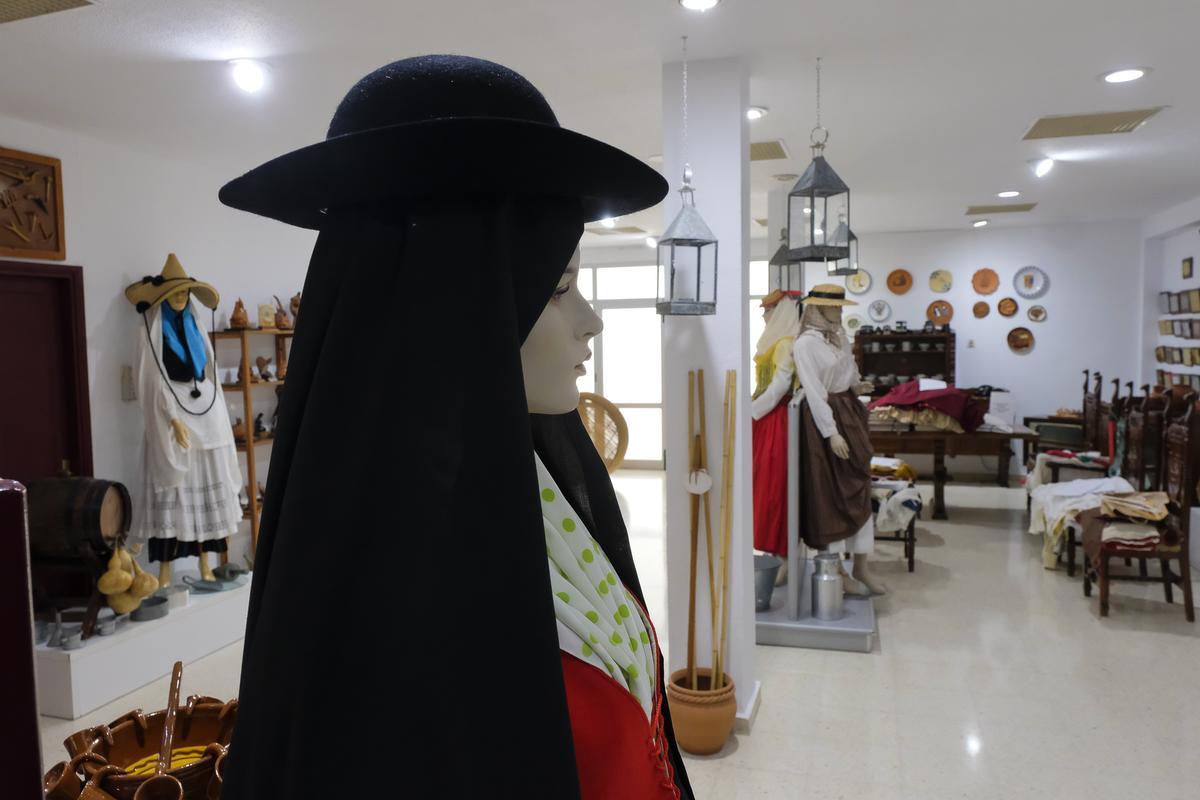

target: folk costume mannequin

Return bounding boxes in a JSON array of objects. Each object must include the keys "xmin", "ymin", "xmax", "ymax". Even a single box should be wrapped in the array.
[
  {"xmin": 750, "ymin": 290, "xmax": 801, "ymax": 562},
  {"xmin": 792, "ymin": 284, "xmax": 887, "ymax": 596},
  {"xmin": 216, "ymin": 56, "xmax": 691, "ymax": 799},
  {"xmin": 125, "ymin": 254, "xmax": 241, "ymax": 586}
]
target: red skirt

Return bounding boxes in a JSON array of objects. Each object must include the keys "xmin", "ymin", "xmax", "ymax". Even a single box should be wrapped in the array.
[{"xmin": 752, "ymin": 399, "xmax": 789, "ymax": 556}]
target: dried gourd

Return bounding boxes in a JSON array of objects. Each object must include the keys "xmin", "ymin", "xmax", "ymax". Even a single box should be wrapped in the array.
[
  {"xmin": 107, "ymin": 591, "xmax": 140, "ymax": 615},
  {"xmin": 129, "ymin": 559, "xmax": 159, "ymax": 599},
  {"xmin": 98, "ymin": 551, "xmax": 133, "ymax": 595}
]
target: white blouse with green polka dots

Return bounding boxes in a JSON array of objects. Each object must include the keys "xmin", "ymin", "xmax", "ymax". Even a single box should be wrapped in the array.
[{"xmin": 536, "ymin": 454, "xmax": 658, "ymax": 721}]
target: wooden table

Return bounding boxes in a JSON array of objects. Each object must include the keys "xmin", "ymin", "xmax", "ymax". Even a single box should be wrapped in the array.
[{"xmin": 869, "ymin": 424, "xmax": 1039, "ymax": 520}]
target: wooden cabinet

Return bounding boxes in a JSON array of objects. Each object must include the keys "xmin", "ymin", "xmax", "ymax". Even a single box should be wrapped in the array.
[{"xmin": 852, "ymin": 331, "xmax": 956, "ymax": 396}]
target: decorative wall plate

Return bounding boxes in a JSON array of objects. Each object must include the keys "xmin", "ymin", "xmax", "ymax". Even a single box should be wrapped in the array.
[
  {"xmin": 929, "ymin": 270, "xmax": 953, "ymax": 293},
  {"xmin": 972, "ymin": 268, "xmax": 999, "ymax": 295},
  {"xmin": 1008, "ymin": 326, "xmax": 1034, "ymax": 353},
  {"xmin": 973, "ymin": 301, "xmax": 990, "ymax": 319},
  {"xmin": 1014, "ymin": 265, "xmax": 1049, "ymax": 299},
  {"xmin": 868, "ymin": 299, "xmax": 892, "ymax": 322},
  {"xmin": 1027, "ymin": 305, "xmax": 1047, "ymax": 322},
  {"xmin": 845, "ymin": 313, "xmax": 864, "ymax": 333},
  {"xmin": 846, "ymin": 270, "xmax": 872, "ymax": 294},
  {"xmin": 927, "ymin": 300, "xmax": 954, "ymax": 325},
  {"xmin": 998, "ymin": 297, "xmax": 1019, "ymax": 317},
  {"xmin": 886, "ymin": 269, "xmax": 913, "ymax": 295}
]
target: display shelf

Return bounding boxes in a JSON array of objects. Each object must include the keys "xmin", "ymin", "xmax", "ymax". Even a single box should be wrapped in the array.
[
  {"xmin": 853, "ymin": 331, "xmax": 956, "ymax": 389},
  {"xmin": 35, "ymin": 573, "xmax": 251, "ymax": 719},
  {"xmin": 211, "ymin": 328, "xmax": 290, "ymax": 554}
]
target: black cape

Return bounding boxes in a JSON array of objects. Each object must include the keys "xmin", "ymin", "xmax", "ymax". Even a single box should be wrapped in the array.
[{"xmin": 221, "ymin": 196, "xmax": 693, "ymax": 798}]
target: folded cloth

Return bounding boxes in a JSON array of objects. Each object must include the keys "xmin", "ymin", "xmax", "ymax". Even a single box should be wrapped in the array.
[
  {"xmin": 873, "ymin": 485, "xmax": 923, "ymax": 533},
  {"xmin": 1029, "ymin": 476, "xmax": 1135, "ymax": 568},
  {"xmin": 870, "ymin": 405, "xmax": 965, "ymax": 434},
  {"xmin": 867, "ymin": 381, "xmax": 986, "ymax": 432},
  {"xmin": 1099, "ymin": 492, "xmax": 1169, "ymax": 522},
  {"xmin": 1101, "ymin": 521, "xmax": 1161, "ymax": 545},
  {"xmin": 871, "ymin": 457, "xmax": 918, "ymax": 483}
]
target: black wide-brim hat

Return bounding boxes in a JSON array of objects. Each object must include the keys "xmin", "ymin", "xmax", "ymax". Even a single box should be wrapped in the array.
[{"xmin": 219, "ymin": 55, "xmax": 667, "ymax": 228}]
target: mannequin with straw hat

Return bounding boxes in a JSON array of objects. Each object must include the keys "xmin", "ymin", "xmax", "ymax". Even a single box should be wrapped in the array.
[
  {"xmin": 125, "ymin": 254, "xmax": 242, "ymax": 586},
  {"xmin": 791, "ymin": 284, "xmax": 887, "ymax": 596}
]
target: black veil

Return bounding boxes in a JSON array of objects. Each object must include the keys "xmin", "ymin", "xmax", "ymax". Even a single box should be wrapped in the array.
[{"xmin": 222, "ymin": 196, "xmax": 692, "ymax": 798}]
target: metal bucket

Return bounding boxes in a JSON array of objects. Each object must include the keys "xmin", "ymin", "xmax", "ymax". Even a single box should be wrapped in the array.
[
  {"xmin": 753, "ymin": 555, "xmax": 783, "ymax": 611},
  {"xmin": 812, "ymin": 553, "xmax": 844, "ymax": 621}
]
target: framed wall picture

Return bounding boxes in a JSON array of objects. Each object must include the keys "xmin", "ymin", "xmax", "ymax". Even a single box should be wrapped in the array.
[
  {"xmin": 0, "ymin": 146, "xmax": 64, "ymax": 260},
  {"xmin": 1184, "ymin": 257, "xmax": 1194, "ymax": 280}
]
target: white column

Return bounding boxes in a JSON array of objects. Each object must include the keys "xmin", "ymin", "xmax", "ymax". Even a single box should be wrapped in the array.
[{"xmin": 661, "ymin": 57, "xmax": 759, "ymax": 724}]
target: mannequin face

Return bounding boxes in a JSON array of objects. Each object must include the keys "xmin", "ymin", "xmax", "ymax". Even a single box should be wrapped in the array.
[
  {"xmin": 166, "ymin": 290, "xmax": 190, "ymax": 312},
  {"xmin": 762, "ymin": 304, "xmax": 775, "ymax": 323},
  {"xmin": 818, "ymin": 304, "xmax": 842, "ymax": 324},
  {"xmin": 521, "ymin": 248, "xmax": 602, "ymax": 414}
]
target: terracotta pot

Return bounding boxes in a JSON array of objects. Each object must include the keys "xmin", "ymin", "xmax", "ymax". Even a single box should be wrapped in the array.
[{"xmin": 665, "ymin": 668, "xmax": 736, "ymax": 755}]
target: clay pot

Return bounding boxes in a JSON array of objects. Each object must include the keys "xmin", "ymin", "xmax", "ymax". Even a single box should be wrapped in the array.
[{"xmin": 665, "ymin": 668, "xmax": 736, "ymax": 755}]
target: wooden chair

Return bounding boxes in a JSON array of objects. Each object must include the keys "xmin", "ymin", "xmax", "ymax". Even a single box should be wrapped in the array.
[
  {"xmin": 1082, "ymin": 395, "xmax": 1195, "ymax": 621},
  {"xmin": 577, "ymin": 392, "xmax": 629, "ymax": 474}
]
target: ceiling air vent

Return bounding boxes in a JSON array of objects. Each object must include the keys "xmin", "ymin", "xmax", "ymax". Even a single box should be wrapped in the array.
[
  {"xmin": 584, "ymin": 225, "xmax": 647, "ymax": 236},
  {"xmin": 1023, "ymin": 108, "xmax": 1164, "ymax": 140},
  {"xmin": 965, "ymin": 203, "xmax": 1037, "ymax": 215},
  {"xmin": 750, "ymin": 140, "xmax": 789, "ymax": 161},
  {"xmin": 0, "ymin": 0, "xmax": 91, "ymax": 24}
]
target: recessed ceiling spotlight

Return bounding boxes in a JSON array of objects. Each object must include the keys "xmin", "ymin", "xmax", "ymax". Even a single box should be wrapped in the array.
[
  {"xmin": 1031, "ymin": 157, "xmax": 1055, "ymax": 178},
  {"xmin": 679, "ymin": 0, "xmax": 721, "ymax": 10},
  {"xmin": 997, "ymin": 190, "xmax": 1021, "ymax": 198},
  {"xmin": 747, "ymin": 106, "xmax": 769, "ymax": 121},
  {"xmin": 229, "ymin": 59, "xmax": 269, "ymax": 93},
  {"xmin": 973, "ymin": 219, "xmax": 989, "ymax": 228},
  {"xmin": 772, "ymin": 173, "xmax": 799, "ymax": 182},
  {"xmin": 600, "ymin": 217, "xmax": 617, "ymax": 229},
  {"xmin": 1103, "ymin": 67, "xmax": 1150, "ymax": 84},
  {"xmin": 645, "ymin": 236, "xmax": 658, "ymax": 248}
]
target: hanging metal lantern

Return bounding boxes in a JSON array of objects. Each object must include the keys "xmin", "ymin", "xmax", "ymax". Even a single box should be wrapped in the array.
[
  {"xmin": 768, "ymin": 227, "xmax": 804, "ymax": 292},
  {"xmin": 787, "ymin": 57, "xmax": 851, "ymax": 265},
  {"xmin": 656, "ymin": 35, "xmax": 719, "ymax": 316},
  {"xmin": 825, "ymin": 213, "xmax": 859, "ymax": 277},
  {"xmin": 656, "ymin": 167, "xmax": 718, "ymax": 315}
]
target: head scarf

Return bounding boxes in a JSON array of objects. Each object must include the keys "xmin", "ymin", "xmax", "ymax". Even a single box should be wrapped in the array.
[{"xmin": 755, "ymin": 296, "xmax": 801, "ymax": 357}]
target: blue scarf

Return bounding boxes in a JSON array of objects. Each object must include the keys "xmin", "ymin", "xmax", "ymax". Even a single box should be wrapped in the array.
[{"xmin": 161, "ymin": 301, "xmax": 208, "ymax": 380}]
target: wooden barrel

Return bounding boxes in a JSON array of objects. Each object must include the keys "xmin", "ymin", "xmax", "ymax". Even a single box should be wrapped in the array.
[{"xmin": 26, "ymin": 477, "xmax": 130, "ymax": 562}]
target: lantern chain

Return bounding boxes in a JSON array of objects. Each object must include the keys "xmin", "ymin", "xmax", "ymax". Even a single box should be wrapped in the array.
[{"xmin": 811, "ymin": 56, "xmax": 829, "ymax": 150}]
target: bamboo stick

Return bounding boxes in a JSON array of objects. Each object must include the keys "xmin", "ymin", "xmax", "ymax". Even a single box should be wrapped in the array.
[
  {"xmin": 712, "ymin": 371, "xmax": 732, "ymax": 689},
  {"xmin": 697, "ymin": 369, "xmax": 718, "ymax": 685},
  {"xmin": 686, "ymin": 371, "xmax": 699, "ymax": 690},
  {"xmin": 716, "ymin": 370, "xmax": 737, "ymax": 690}
]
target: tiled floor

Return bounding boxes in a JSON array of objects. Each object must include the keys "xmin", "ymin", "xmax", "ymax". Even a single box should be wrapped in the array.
[{"xmin": 39, "ymin": 477, "xmax": 1199, "ymax": 799}]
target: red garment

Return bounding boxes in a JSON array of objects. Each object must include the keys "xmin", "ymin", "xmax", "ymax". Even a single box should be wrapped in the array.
[
  {"xmin": 867, "ymin": 381, "xmax": 986, "ymax": 432},
  {"xmin": 752, "ymin": 400, "xmax": 790, "ymax": 556},
  {"xmin": 560, "ymin": 592, "xmax": 680, "ymax": 800}
]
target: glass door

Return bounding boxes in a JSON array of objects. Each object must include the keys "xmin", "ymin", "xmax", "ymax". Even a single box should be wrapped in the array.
[{"xmin": 575, "ymin": 264, "xmax": 664, "ymax": 469}]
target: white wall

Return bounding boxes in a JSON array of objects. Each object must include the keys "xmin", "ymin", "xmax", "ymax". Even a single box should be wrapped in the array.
[{"xmin": 1, "ymin": 112, "xmax": 316, "ymax": 559}]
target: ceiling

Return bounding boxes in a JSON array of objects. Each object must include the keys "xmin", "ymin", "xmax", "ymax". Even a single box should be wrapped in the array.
[{"xmin": 2, "ymin": 0, "xmax": 1197, "ymax": 246}]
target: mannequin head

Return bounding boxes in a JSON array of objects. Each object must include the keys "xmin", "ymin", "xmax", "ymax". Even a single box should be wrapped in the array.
[
  {"xmin": 166, "ymin": 289, "xmax": 190, "ymax": 312},
  {"xmin": 520, "ymin": 248, "xmax": 601, "ymax": 414}
]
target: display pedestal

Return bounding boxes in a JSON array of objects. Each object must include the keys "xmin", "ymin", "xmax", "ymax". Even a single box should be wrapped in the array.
[
  {"xmin": 754, "ymin": 559, "xmax": 876, "ymax": 653},
  {"xmin": 35, "ymin": 572, "xmax": 250, "ymax": 719},
  {"xmin": 754, "ymin": 398, "xmax": 877, "ymax": 653}
]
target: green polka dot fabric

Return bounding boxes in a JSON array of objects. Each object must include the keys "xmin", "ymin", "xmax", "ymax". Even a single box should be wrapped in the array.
[{"xmin": 537, "ymin": 454, "xmax": 657, "ymax": 720}]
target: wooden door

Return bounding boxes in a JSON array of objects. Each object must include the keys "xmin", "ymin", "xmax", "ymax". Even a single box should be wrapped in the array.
[{"xmin": 0, "ymin": 260, "xmax": 92, "ymax": 482}]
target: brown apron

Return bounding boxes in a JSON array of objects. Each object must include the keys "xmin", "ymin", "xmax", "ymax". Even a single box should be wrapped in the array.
[{"xmin": 798, "ymin": 389, "xmax": 873, "ymax": 549}]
